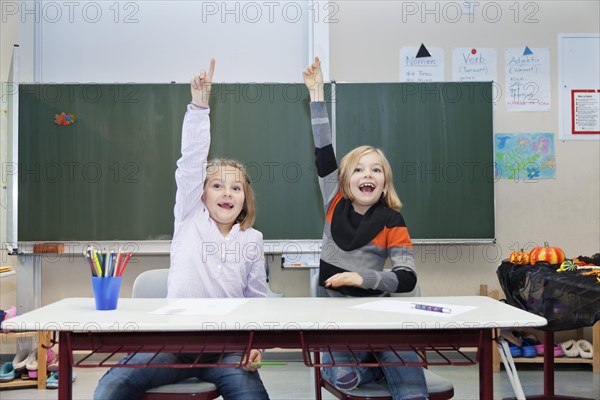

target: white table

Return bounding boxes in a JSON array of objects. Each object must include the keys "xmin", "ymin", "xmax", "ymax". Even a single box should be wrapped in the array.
[{"xmin": 3, "ymin": 296, "xmax": 546, "ymax": 400}]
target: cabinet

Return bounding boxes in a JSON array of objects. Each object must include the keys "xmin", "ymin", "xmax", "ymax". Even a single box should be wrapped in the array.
[
  {"xmin": 479, "ymin": 283, "xmax": 599, "ymax": 373},
  {"xmin": 493, "ymin": 321, "xmax": 600, "ymax": 373},
  {"xmin": 0, "ymin": 331, "xmax": 50, "ymax": 390}
]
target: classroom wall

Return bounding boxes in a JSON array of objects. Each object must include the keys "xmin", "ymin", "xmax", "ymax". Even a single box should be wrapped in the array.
[
  {"xmin": 327, "ymin": 1, "xmax": 600, "ymax": 341},
  {"xmin": 0, "ymin": 3, "xmax": 19, "ymax": 313},
  {"xmin": 1, "ymin": 2, "xmax": 599, "ymax": 340}
]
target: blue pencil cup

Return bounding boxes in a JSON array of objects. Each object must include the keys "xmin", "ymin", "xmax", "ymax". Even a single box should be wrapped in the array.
[{"xmin": 92, "ymin": 277, "xmax": 122, "ymax": 310}]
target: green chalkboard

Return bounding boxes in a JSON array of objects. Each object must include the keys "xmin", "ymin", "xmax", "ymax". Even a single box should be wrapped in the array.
[
  {"xmin": 335, "ymin": 82, "xmax": 495, "ymax": 239},
  {"xmin": 18, "ymin": 82, "xmax": 494, "ymax": 241},
  {"xmin": 18, "ymin": 83, "xmax": 324, "ymax": 241}
]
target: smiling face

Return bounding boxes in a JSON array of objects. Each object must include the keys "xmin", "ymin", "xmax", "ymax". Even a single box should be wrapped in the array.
[
  {"xmin": 348, "ymin": 151, "xmax": 386, "ymax": 214},
  {"xmin": 202, "ymin": 165, "xmax": 246, "ymax": 236}
]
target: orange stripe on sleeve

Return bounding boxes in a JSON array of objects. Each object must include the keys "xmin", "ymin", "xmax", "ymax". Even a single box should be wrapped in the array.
[
  {"xmin": 325, "ymin": 192, "xmax": 344, "ymax": 224},
  {"xmin": 371, "ymin": 226, "xmax": 413, "ymax": 249}
]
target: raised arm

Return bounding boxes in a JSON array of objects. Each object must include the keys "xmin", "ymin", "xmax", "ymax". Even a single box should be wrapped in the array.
[
  {"xmin": 304, "ymin": 57, "xmax": 339, "ymax": 207},
  {"xmin": 173, "ymin": 59, "xmax": 216, "ymax": 222}
]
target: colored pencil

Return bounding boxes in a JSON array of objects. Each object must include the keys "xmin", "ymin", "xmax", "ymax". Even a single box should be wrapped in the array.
[{"xmin": 118, "ymin": 252, "xmax": 132, "ymax": 277}]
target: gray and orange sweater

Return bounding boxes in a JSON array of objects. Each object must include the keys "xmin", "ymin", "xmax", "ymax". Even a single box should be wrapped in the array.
[{"xmin": 310, "ymin": 102, "xmax": 418, "ymax": 298}]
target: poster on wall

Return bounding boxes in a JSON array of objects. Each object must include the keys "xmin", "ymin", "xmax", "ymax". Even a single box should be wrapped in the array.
[
  {"xmin": 571, "ymin": 89, "xmax": 600, "ymax": 135},
  {"xmin": 505, "ymin": 47, "xmax": 551, "ymax": 112},
  {"xmin": 399, "ymin": 45, "xmax": 444, "ymax": 82},
  {"xmin": 452, "ymin": 47, "xmax": 498, "ymax": 105},
  {"xmin": 494, "ymin": 133, "xmax": 556, "ymax": 180},
  {"xmin": 452, "ymin": 48, "xmax": 497, "ymax": 82}
]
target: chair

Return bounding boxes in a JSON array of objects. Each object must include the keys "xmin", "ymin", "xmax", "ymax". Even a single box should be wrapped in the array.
[
  {"xmin": 311, "ymin": 275, "xmax": 454, "ymax": 399},
  {"xmin": 132, "ymin": 269, "xmax": 221, "ymax": 400},
  {"xmin": 315, "ymin": 366, "xmax": 454, "ymax": 400}
]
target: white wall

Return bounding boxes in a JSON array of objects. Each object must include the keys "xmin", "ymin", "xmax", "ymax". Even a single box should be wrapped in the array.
[
  {"xmin": 1, "ymin": 2, "xmax": 19, "ymax": 313},
  {"xmin": 5, "ymin": 0, "xmax": 315, "ymax": 83},
  {"xmin": 1, "ymin": 2, "xmax": 599, "ymax": 341}
]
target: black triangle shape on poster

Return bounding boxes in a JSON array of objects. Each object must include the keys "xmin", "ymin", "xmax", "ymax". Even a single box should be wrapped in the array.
[{"xmin": 416, "ymin": 44, "xmax": 431, "ymax": 58}]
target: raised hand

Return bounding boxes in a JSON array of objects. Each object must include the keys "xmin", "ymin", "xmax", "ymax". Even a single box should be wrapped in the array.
[
  {"xmin": 303, "ymin": 56, "xmax": 324, "ymax": 102},
  {"xmin": 191, "ymin": 58, "xmax": 216, "ymax": 109}
]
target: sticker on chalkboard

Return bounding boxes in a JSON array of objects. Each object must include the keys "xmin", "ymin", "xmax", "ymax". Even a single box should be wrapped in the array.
[{"xmin": 54, "ymin": 112, "xmax": 75, "ymax": 126}]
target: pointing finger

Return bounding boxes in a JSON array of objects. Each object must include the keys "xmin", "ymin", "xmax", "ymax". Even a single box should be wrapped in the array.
[{"xmin": 207, "ymin": 58, "xmax": 216, "ymax": 81}]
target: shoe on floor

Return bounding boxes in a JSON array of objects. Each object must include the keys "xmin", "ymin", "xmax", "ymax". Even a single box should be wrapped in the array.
[
  {"xmin": 554, "ymin": 344, "xmax": 565, "ymax": 357},
  {"xmin": 521, "ymin": 334, "xmax": 543, "ymax": 355},
  {"xmin": 46, "ymin": 370, "xmax": 77, "ymax": 389},
  {"xmin": 46, "ymin": 371, "xmax": 58, "ymax": 389},
  {"xmin": 533, "ymin": 343, "xmax": 545, "ymax": 355},
  {"xmin": 12, "ymin": 348, "xmax": 32, "ymax": 370},
  {"xmin": 46, "ymin": 347, "xmax": 57, "ymax": 365},
  {"xmin": 0, "ymin": 362, "xmax": 16, "ymax": 383},
  {"xmin": 520, "ymin": 342, "xmax": 537, "ymax": 357},
  {"xmin": 576, "ymin": 340, "xmax": 593, "ymax": 359},
  {"xmin": 25, "ymin": 350, "xmax": 38, "ymax": 378},
  {"xmin": 501, "ymin": 330, "xmax": 523, "ymax": 357},
  {"xmin": 560, "ymin": 340, "xmax": 579, "ymax": 357}
]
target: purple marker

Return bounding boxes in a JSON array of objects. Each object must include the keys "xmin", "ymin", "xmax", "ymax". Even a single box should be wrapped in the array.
[{"xmin": 411, "ymin": 303, "xmax": 451, "ymax": 314}]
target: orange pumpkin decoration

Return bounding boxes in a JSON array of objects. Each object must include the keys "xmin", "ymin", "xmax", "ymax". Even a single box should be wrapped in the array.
[
  {"xmin": 529, "ymin": 242, "xmax": 566, "ymax": 265},
  {"xmin": 509, "ymin": 249, "xmax": 530, "ymax": 265}
]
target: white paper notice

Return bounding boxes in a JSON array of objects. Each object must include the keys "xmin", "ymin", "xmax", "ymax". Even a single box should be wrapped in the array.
[
  {"xmin": 400, "ymin": 47, "xmax": 445, "ymax": 82},
  {"xmin": 351, "ymin": 300, "xmax": 477, "ymax": 318},
  {"xmin": 505, "ymin": 47, "xmax": 551, "ymax": 111},
  {"xmin": 572, "ymin": 90, "xmax": 600, "ymax": 134},
  {"xmin": 151, "ymin": 299, "xmax": 247, "ymax": 316},
  {"xmin": 452, "ymin": 48, "xmax": 497, "ymax": 82}
]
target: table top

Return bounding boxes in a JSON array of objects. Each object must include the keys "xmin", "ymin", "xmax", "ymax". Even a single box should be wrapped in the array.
[{"xmin": 2, "ymin": 296, "xmax": 546, "ymax": 332}]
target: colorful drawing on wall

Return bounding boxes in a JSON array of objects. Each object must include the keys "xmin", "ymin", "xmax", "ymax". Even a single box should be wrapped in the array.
[{"xmin": 494, "ymin": 133, "xmax": 556, "ymax": 179}]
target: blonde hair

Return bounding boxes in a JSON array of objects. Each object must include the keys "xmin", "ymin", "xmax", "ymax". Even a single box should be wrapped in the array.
[
  {"xmin": 338, "ymin": 146, "xmax": 402, "ymax": 211},
  {"xmin": 204, "ymin": 159, "xmax": 256, "ymax": 230}
]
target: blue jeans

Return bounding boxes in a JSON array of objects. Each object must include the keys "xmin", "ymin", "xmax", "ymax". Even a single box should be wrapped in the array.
[
  {"xmin": 322, "ymin": 351, "xmax": 428, "ymax": 400},
  {"xmin": 93, "ymin": 352, "xmax": 269, "ymax": 400}
]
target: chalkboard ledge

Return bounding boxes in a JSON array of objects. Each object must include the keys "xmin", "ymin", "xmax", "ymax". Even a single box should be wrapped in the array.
[
  {"xmin": 10, "ymin": 239, "xmax": 495, "ymax": 256},
  {"xmin": 12, "ymin": 240, "xmax": 323, "ymax": 255}
]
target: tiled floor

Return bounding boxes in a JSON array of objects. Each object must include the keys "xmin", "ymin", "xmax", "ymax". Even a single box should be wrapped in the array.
[{"xmin": 1, "ymin": 353, "xmax": 598, "ymax": 400}]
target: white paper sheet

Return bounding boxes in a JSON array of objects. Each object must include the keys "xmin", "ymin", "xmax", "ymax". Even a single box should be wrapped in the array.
[
  {"xmin": 505, "ymin": 47, "xmax": 551, "ymax": 111},
  {"xmin": 150, "ymin": 299, "xmax": 248, "ymax": 316},
  {"xmin": 351, "ymin": 300, "xmax": 477, "ymax": 318}
]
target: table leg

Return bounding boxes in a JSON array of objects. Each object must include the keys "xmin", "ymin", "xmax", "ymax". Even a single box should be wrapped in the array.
[
  {"xmin": 480, "ymin": 329, "xmax": 494, "ymax": 400},
  {"xmin": 544, "ymin": 331, "xmax": 555, "ymax": 396},
  {"xmin": 58, "ymin": 332, "xmax": 73, "ymax": 400},
  {"xmin": 314, "ymin": 352, "xmax": 322, "ymax": 400}
]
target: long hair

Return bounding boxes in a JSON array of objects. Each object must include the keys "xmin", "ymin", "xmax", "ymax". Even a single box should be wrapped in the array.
[
  {"xmin": 338, "ymin": 146, "xmax": 402, "ymax": 211},
  {"xmin": 204, "ymin": 159, "xmax": 256, "ymax": 229}
]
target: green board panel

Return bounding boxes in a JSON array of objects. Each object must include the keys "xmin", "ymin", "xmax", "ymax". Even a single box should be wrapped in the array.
[
  {"xmin": 18, "ymin": 83, "xmax": 324, "ymax": 241},
  {"xmin": 18, "ymin": 82, "xmax": 493, "ymax": 241},
  {"xmin": 335, "ymin": 82, "xmax": 495, "ymax": 239}
]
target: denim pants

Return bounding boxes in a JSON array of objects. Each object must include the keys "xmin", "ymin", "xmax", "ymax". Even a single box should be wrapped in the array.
[
  {"xmin": 322, "ymin": 351, "xmax": 428, "ymax": 400},
  {"xmin": 93, "ymin": 352, "xmax": 269, "ymax": 400}
]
